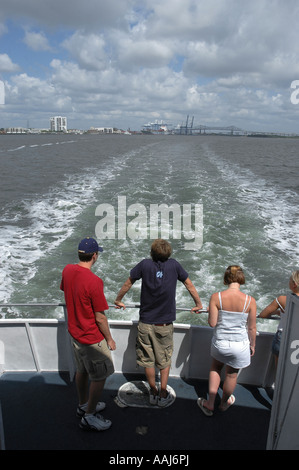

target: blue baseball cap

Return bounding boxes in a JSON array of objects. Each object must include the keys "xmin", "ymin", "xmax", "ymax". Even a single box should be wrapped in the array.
[{"xmin": 78, "ymin": 237, "xmax": 103, "ymax": 254}]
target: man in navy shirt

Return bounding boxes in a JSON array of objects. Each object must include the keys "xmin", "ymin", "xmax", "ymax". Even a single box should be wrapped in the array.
[{"xmin": 115, "ymin": 239, "xmax": 203, "ymax": 406}]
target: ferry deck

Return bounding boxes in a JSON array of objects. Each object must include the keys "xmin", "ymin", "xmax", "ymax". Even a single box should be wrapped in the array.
[{"xmin": 0, "ymin": 294, "xmax": 298, "ymax": 453}]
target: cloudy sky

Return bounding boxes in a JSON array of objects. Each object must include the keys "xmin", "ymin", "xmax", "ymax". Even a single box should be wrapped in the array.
[{"xmin": 1, "ymin": 0, "xmax": 299, "ymax": 132}]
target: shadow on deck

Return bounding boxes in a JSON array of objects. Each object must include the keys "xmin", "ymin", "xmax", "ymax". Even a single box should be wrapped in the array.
[{"xmin": 0, "ymin": 371, "xmax": 272, "ymax": 452}]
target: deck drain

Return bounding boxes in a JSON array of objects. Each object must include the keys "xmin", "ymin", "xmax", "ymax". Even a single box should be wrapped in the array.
[{"xmin": 136, "ymin": 425, "xmax": 148, "ymax": 435}]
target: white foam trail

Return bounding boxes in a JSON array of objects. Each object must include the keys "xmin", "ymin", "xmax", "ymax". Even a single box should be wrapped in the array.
[
  {"xmin": 1, "ymin": 139, "xmax": 80, "ymax": 153},
  {"xmin": 205, "ymin": 146, "xmax": 299, "ymax": 258},
  {"xmin": 0, "ymin": 146, "xmax": 146, "ymax": 304},
  {"xmin": 8, "ymin": 146, "xmax": 26, "ymax": 152}
]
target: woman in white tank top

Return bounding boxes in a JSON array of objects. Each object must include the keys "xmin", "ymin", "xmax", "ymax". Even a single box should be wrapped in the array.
[{"xmin": 197, "ymin": 265, "xmax": 256, "ymax": 416}]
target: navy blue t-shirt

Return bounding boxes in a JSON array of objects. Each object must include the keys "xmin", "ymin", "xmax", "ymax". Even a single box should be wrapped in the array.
[{"xmin": 130, "ymin": 258, "xmax": 188, "ymax": 324}]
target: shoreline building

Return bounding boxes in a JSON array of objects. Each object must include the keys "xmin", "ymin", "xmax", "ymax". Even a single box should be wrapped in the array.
[
  {"xmin": 50, "ymin": 116, "xmax": 67, "ymax": 132},
  {"xmin": 88, "ymin": 126, "xmax": 114, "ymax": 134}
]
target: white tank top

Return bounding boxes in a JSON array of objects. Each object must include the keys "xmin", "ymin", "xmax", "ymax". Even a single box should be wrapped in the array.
[{"xmin": 213, "ymin": 292, "xmax": 251, "ymax": 342}]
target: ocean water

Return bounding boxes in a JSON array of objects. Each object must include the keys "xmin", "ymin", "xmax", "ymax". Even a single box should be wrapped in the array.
[{"xmin": 0, "ymin": 133, "xmax": 298, "ymax": 332}]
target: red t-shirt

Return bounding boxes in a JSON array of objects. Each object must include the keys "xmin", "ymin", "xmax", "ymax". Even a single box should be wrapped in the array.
[{"xmin": 60, "ymin": 264, "xmax": 109, "ymax": 344}]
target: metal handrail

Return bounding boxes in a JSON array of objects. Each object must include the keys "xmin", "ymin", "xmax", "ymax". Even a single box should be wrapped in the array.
[
  {"xmin": 0, "ymin": 303, "xmax": 280, "ymax": 320},
  {"xmin": 0, "ymin": 302, "xmax": 207, "ymax": 312},
  {"xmin": 0, "ymin": 303, "xmax": 65, "ymax": 307}
]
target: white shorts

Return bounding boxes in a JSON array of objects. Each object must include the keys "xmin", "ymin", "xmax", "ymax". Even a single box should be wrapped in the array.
[{"xmin": 211, "ymin": 337, "xmax": 251, "ymax": 369}]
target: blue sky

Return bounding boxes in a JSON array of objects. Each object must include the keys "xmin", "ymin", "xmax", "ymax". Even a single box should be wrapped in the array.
[
  {"xmin": 2, "ymin": 21, "xmax": 66, "ymax": 75},
  {"xmin": 1, "ymin": 0, "xmax": 299, "ymax": 132}
]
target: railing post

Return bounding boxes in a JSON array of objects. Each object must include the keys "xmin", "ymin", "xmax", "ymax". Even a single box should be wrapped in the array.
[{"xmin": 61, "ymin": 304, "xmax": 76, "ymax": 381}]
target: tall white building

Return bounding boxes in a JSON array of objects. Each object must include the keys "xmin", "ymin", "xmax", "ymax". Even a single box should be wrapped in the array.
[{"xmin": 50, "ymin": 116, "xmax": 67, "ymax": 132}]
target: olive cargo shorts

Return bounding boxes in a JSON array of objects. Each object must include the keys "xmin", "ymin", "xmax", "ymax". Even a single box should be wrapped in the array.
[
  {"xmin": 72, "ymin": 338, "xmax": 114, "ymax": 381},
  {"xmin": 136, "ymin": 321, "xmax": 174, "ymax": 370}
]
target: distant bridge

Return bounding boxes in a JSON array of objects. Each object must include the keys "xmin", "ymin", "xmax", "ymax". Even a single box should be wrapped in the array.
[
  {"xmin": 177, "ymin": 123, "xmax": 245, "ymax": 135},
  {"xmin": 176, "ymin": 116, "xmax": 298, "ymax": 137}
]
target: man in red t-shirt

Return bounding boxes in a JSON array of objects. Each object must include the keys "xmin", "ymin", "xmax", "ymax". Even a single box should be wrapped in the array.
[{"xmin": 60, "ymin": 237, "xmax": 116, "ymax": 432}]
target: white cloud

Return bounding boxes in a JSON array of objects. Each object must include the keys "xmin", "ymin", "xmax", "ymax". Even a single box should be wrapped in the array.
[
  {"xmin": 116, "ymin": 37, "xmax": 173, "ymax": 70},
  {"xmin": 62, "ymin": 32, "xmax": 108, "ymax": 71},
  {"xmin": 8, "ymin": 73, "xmax": 56, "ymax": 108},
  {"xmin": 23, "ymin": 29, "xmax": 52, "ymax": 51},
  {"xmin": 0, "ymin": 53, "xmax": 20, "ymax": 73},
  {"xmin": 1, "ymin": 0, "xmax": 299, "ymax": 132}
]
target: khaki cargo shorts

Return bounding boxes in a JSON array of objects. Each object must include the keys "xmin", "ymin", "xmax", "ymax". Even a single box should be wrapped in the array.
[
  {"xmin": 136, "ymin": 321, "xmax": 174, "ymax": 370},
  {"xmin": 72, "ymin": 338, "xmax": 114, "ymax": 381}
]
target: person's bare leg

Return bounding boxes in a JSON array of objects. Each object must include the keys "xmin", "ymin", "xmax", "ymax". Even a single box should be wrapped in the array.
[
  {"xmin": 205, "ymin": 358, "xmax": 223, "ymax": 411},
  {"xmin": 159, "ymin": 366, "xmax": 170, "ymax": 398},
  {"xmin": 145, "ymin": 367, "xmax": 158, "ymax": 394},
  {"xmin": 75, "ymin": 371, "xmax": 89, "ymax": 405},
  {"xmin": 86, "ymin": 379, "xmax": 106, "ymax": 414},
  {"xmin": 219, "ymin": 366, "xmax": 238, "ymax": 410}
]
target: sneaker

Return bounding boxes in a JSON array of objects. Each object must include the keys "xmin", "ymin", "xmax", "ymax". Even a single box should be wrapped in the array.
[
  {"xmin": 76, "ymin": 401, "xmax": 106, "ymax": 418},
  {"xmin": 158, "ymin": 392, "xmax": 173, "ymax": 408},
  {"xmin": 80, "ymin": 413, "xmax": 112, "ymax": 431},
  {"xmin": 149, "ymin": 392, "xmax": 158, "ymax": 405}
]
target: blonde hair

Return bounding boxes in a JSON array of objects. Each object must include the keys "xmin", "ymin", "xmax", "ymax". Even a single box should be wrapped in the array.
[
  {"xmin": 223, "ymin": 265, "xmax": 246, "ymax": 285},
  {"xmin": 291, "ymin": 270, "xmax": 299, "ymax": 289}
]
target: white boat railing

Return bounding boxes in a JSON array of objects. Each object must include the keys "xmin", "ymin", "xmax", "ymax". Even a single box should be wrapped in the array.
[{"xmin": 0, "ymin": 302, "xmax": 277, "ymax": 387}]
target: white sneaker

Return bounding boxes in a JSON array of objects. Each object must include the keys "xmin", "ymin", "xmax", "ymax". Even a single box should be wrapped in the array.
[
  {"xmin": 76, "ymin": 401, "xmax": 106, "ymax": 417},
  {"xmin": 80, "ymin": 413, "xmax": 112, "ymax": 431},
  {"xmin": 149, "ymin": 392, "xmax": 158, "ymax": 405},
  {"xmin": 158, "ymin": 392, "xmax": 173, "ymax": 407}
]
